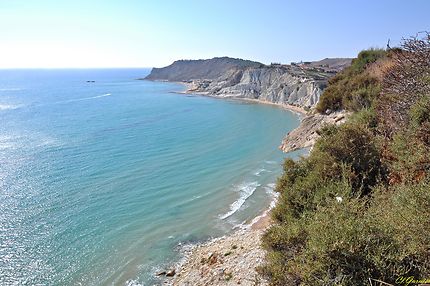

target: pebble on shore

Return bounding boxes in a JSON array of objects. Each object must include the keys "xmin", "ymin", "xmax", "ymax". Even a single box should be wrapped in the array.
[{"xmin": 169, "ymin": 213, "xmax": 272, "ymax": 286}]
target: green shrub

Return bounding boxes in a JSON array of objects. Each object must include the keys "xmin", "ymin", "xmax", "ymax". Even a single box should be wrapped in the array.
[
  {"xmin": 366, "ymin": 180, "xmax": 430, "ymax": 282},
  {"xmin": 293, "ymin": 198, "xmax": 375, "ymax": 285},
  {"xmin": 350, "ymin": 49, "xmax": 387, "ymax": 74},
  {"xmin": 387, "ymin": 131, "xmax": 429, "ymax": 183},
  {"xmin": 381, "ymin": 95, "xmax": 430, "ymax": 184},
  {"xmin": 263, "ymin": 179, "xmax": 430, "ymax": 286},
  {"xmin": 348, "ymin": 108, "xmax": 378, "ymax": 130},
  {"xmin": 410, "ymin": 95, "xmax": 430, "ymax": 130},
  {"xmin": 314, "ymin": 122, "xmax": 386, "ymax": 194},
  {"xmin": 316, "ymin": 82, "xmax": 344, "ymax": 112},
  {"xmin": 263, "ymin": 43, "xmax": 429, "ymax": 286},
  {"xmin": 316, "ymin": 49, "xmax": 386, "ymax": 113}
]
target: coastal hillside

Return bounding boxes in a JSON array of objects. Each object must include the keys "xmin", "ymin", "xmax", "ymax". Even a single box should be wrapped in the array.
[
  {"xmin": 261, "ymin": 34, "xmax": 430, "ymax": 285},
  {"xmin": 144, "ymin": 57, "xmax": 262, "ymax": 81},
  {"xmin": 145, "ymin": 57, "xmax": 351, "ymax": 109},
  {"xmin": 306, "ymin": 58, "xmax": 353, "ymax": 70}
]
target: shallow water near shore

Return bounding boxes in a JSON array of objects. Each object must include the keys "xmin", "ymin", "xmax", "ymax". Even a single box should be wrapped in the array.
[{"xmin": 0, "ymin": 69, "xmax": 304, "ymax": 285}]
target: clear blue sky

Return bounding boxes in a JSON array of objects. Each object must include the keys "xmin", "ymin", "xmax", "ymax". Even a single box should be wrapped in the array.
[{"xmin": 0, "ymin": 0, "xmax": 428, "ymax": 68}]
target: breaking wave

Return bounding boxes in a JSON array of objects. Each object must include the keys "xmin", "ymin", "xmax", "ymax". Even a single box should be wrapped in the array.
[{"xmin": 219, "ymin": 181, "xmax": 260, "ymax": 220}]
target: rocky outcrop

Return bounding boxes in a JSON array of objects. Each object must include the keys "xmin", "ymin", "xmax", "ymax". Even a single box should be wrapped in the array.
[{"xmin": 279, "ymin": 111, "xmax": 350, "ymax": 153}]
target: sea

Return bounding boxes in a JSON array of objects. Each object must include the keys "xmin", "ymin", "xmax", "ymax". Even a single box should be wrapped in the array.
[{"xmin": 0, "ymin": 68, "xmax": 304, "ymax": 285}]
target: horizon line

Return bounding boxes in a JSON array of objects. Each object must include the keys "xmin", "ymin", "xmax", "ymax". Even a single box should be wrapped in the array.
[{"xmin": 0, "ymin": 66, "xmax": 154, "ymax": 70}]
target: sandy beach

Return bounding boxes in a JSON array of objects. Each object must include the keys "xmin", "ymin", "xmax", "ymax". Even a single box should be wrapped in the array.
[{"xmin": 173, "ymin": 81, "xmax": 308, "ymax": 116}]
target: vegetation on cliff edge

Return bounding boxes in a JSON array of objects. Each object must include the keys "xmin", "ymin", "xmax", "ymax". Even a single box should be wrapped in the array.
[
  {"xmin": 261, "ymin": 33, "xmax": 430, "ymax": 285},
  {"xmin": 316, "ymin": 48, "xmax": 387, "ymax": 113}
]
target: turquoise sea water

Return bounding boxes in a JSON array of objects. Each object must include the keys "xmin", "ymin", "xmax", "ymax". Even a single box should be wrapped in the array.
[{"xmin": 0, "ymin": 69, "xmax": 303, "ymax": 285}]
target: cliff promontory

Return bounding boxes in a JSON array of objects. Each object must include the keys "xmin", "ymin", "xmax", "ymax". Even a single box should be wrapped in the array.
[
  {"xmin": 144, "ymin": 57, "xmax": 262, "ymax": 81},
  {"xmin": 144, "ymin": 57, "xmax": 350, "ymax": 110}
]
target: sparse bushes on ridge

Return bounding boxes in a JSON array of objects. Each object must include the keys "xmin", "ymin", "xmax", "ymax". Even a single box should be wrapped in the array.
[
  {"xmin": 261, "ymin": 35, "xmax": 430, "ymax": 285},
  {"xmin": 378, "ymin": 33, "xmax": 430, "ymax": 137},
  {"xmin": 349, "ymin": 49, "xmax": 387, "ymax": 73},
  {"xmin": 316, "ymin": 49, "xmax": 386, "ymax": 113}
]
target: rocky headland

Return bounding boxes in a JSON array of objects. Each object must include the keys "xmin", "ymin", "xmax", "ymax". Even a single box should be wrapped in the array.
[{"xmin": 144, "ymin": 57, "xmax": 262, "ymax": 82}]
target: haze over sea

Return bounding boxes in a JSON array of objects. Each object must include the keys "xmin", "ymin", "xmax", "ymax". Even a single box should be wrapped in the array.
[{"xmin": 0, "ymin": 69, "xmax": 303, "ymax": 285}]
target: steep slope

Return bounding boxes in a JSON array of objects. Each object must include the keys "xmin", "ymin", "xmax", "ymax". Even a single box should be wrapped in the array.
[{"xmin": 262, "ymin": 37, "xmax": 430, "ymax": 286}]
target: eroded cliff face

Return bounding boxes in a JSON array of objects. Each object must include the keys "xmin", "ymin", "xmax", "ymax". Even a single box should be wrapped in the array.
[
  {"xmin": 187, "ymin": 66, "xmax": 330, "ymax": 109},
  {"xmin": 145, "ymin": 57, "xmax": 351, "ymax": 110}
]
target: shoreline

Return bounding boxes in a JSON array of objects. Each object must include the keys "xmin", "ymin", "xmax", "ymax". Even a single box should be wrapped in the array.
[
  {"xmin": 149, "ymin": 79, "xmax": 300, "ymax": 285},
  {"xmin": 169, "ymin": 208, "xmax": 273, "ymax": 285},
  {"xmin": 170, "ymin": 80, "xmax": 309, "ymax": 116},
  {"xmin": 162, "ymin": 180, "xmax": 280, "ymax": 285},
  {"xmin": 154, "ymin": 78, "xmax": 343, "ymax": 284}
]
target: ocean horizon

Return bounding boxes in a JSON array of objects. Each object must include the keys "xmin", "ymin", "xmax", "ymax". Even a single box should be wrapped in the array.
[{"xmin": 0, "ymin": 68, "xmax": 304, "ymax": 285}]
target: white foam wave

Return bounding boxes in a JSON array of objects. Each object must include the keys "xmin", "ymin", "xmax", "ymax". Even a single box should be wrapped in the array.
[
  {"xmin": 75, "ymin": 93, "xmax": 112, "ymax": 101},
  {"xmin": 91, "ymin": 93, "xmax": 111, "ymax": 99},
  {"xmin": 242, "ymin": 183, "xmax": 280, "ymax": 229},
  {"xmin": 253, "ymin": 168, "xmax": 267, "ymax": 176},
  {"xmin": 125, "ymin": 279, "xmax": 143, "ymax": 286},
  {"xmin": 264, "ymin": 184, "xmax": 280, "ymax": 207},
  {"xmin": 0, "ymin": 88, "xmax": 23, "ymax": 91},
  {"xmin": 0, "ymin": 104, "xmax": 21, "ymax": 111},
  {"xmin": 59, "ymin": 93, "xmax": 112, "ymax": 104},
  {"xmin": 220, "ymin": 182, "xmax": 260, "ymax": 220},
  {"xmin": 266, "ymin": 183, "xmax": 277, "ymax": 192}
]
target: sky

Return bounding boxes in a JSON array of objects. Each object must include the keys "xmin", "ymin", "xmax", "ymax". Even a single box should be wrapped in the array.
[{"xmin": 0, "ymin": 0, "xmax": 429, "ymax": 68}]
